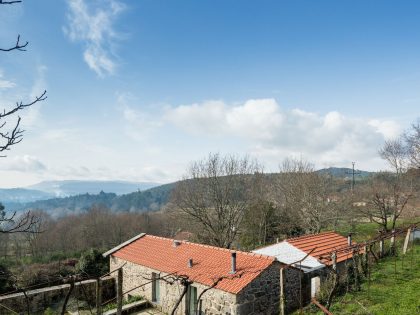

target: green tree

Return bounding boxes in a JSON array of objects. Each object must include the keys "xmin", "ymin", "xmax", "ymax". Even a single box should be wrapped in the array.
[{"xmin": 76, "ymin": 249, "xmax": 107, "ymax": 278}]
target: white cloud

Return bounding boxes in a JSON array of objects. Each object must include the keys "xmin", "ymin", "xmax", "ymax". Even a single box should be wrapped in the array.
[
  {"xmin": 165, "ymin": 100, "xmax": 228, "ymax": 135},
  {"xmin": 0, "ymin": 155, "xmax": 47, "ymax": 173},
  {"xmin": 20, "ymin": 65, "xmax": 48, "ymax": 129},
  {"xmin": 164, "ymin": 99, "xmax": 402, "ymax": 170},
  {"xmin": 0, "ymin": 69, "xmax": 15, "ymax": 89},
  {"xmin": 116, "ymin": 92, "xmax": 162, "ymax": 140},
  {"xmin": 368, "ymin": 119, "xmax": 402, "ymax": 140},
  {"xmin": 64, "ymin": 0, "xmax": 125, "ymax": 77}
]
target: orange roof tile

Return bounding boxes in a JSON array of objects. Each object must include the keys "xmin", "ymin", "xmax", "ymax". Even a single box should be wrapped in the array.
[
  {"xmin": 287, "ymin": 231, "xmax": 356, "ymax": 265},
  {"xmin": 111, "ymin": 234, "xmax": 275, "ymax": 294}
]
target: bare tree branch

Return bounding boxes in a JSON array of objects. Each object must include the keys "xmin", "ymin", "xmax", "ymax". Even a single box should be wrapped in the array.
[
  {"xmin": 0, "ymin": 1, "xmax": 22, "ymax": 5},
  {"xmin": 0, "ymin": 34, "xmax": 27, "ymax": 51},
  {"xmin": 0, "ymin": 204, "xmax": 41, "ymax": 234},
  {"xmin": 0, "ymin": 90, "xmax": 47, "ymax": 156}
]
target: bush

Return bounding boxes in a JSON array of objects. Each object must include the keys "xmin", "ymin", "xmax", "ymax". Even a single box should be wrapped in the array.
[
  {"xmin": 315, "ymin": 273, "xmax": 336, "ymax": 304},
  {"xmin": 75, "ymin": 248, "xmax": 108, "ymax": 278},
  {"xmin": 43, "ymin": 308, "xmax": 57, "ymax": 315},
  {"xmin": 0, "ymin": 263, "xmax": 14, "ymax": 293},
  {"xmin": 17, "ymin": 262, "xmax": 74, "ymax": 288}
]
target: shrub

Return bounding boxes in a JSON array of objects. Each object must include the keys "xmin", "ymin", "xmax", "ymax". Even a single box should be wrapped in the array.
[
  {"xmin": 75, "ymin": 248, "xmax": 108, "ymax": 278},
  {"xmin": 17, "ymin": 262, "xmax": 74, "ymax": 288},
  {"xmin": 0, "ymin": 263, "xmax": 14, "ymax": 293}
]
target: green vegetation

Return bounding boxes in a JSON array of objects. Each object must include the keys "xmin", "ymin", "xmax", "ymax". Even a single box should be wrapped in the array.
[
  {"xmin": 76, "ymin": 248, "xmax": 108, "ymax": 278},
  {"xmin": 102, "ymin": 295, "xmax": 144, "ymax": 312},
  {"xmin": 334, "ymin": 218, "xmax": 418, "ymax": 242},
  {"xmin": 0, "ymin": 263, "xmax": 13, "ymax": 293},
  {"xmin": 302, "ymin": 241, "xmax": 420, "ymax": 315},
  {"xmin": 9, "ymin": 183, "xmax": 175, "ymax": 216}
]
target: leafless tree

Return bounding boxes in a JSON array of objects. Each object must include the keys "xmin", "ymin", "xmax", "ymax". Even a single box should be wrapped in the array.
[
  {"xmin": 362, "ymin": 137, "xmax": 414, "ymax": 232},
  {"xmin": 240, "ymin": 172, "xmax": 282, "ymax": 249},
  {"xmin": 171, "ymin": 153, "xmax": 261, "ymax": 248},
  {"xmin": 404, "ymin": 119, "xmax": 420, "ymax": 169},
  {"xmin": 364, "ymin": 172, "xmax": 412, "ymax": 232},
  {"xmin": 1, "ymin": 1, "xmax": 47, "ymax": 156},
  {"xmin": 275, "ymin": 158, "xmax": 337, "ymax": 233},
  {"xmin": 0, "ymin": 0, "xmax": 47, "ymax": 235},
  {"xmin": 0, "ymin": 203, "xmax": 40, "ymax": 234},
  {"xmin": 379, "ymin": 138, "xmax": 407, "ymax": 175}
]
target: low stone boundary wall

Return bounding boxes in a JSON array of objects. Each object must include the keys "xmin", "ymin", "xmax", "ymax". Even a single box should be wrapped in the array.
[{"xmin": 0, "ymin": 276, "xmax": 115, "ymax": 314}]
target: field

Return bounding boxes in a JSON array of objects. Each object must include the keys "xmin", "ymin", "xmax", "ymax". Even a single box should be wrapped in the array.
[{"xmin": 300, "ymin": 224, "xmax": 420, "ymax": 315}]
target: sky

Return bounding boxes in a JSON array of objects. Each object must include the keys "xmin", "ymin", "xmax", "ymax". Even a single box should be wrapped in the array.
[{"xmin": 0, "ymin": 0, "xmax": 419, "ymax": 188}]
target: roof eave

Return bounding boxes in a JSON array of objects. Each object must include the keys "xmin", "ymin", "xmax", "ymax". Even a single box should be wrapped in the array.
[{"xmin": 103, "ymin": 233, "xmax": 146, "ymax": 257}]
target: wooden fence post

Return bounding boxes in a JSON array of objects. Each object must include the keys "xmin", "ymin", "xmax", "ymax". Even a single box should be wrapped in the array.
[
  {"xmin": 390, "ymin": 230, "xmax": 396, "ymax": 255},
  {"xmin": 332, "ymin": 252, "xmax": 337, "ymax": 272},
  {"xmin": 117, "ymin": 268, "xmax": 123, "ymax": 315},
  {"xmin": 379, "ymin": 239, "xmax": 384, "ymax": 258},
  {"xmin": 362, "ymin": 245, "xmax": 368, "ymax": 277},
  {"xmin": 96, "ymin": 278, "xmax": 102, "ymax": 315},
  {"xmin": 403, "ymin": 228, "xmax": 412, "ymax": 254},
  {"xmin": 352, "ymin": 249, "xmax": 360, "ymax": 291},
  {"xmin": 280, "ymin": 267, "xmax": 285, "ymax": 315}
]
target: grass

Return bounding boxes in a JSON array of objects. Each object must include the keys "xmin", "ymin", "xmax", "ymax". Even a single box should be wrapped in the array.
[
  {"xmin": 102, "ymin": 295, "xmax": 144, "ymax": 312},
  {"xmin": 333, "ymin": 218, "xmax": 418, "ymax": 242},
  {"xmin": 300, "ymin": 240, "xmax": 420, "ymax": 315}
]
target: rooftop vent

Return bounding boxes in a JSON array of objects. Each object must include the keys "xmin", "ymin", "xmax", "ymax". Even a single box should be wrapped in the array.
[{"xmin": 173, "ymin": 240, "xmax": 181, "ymax": 247}]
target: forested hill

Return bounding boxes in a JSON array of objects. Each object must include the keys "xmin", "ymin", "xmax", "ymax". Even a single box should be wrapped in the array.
[
  {"xmin": 316, "ymin": 167, "xmax": 372, "ymax": 178},
  {"xmin": 7, "ymin": 182, "xmax": 176, "ymax": 217},
  {"xmin": 4, "ymin": 168, "xmax": 373, "ymax": 217}
]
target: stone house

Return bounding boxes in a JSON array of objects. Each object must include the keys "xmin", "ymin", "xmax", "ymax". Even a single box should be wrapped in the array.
[
  {"xmin": 103, "ymin": 233, "xmax": 288, "ymax": 315},
  {"xmin": 253, "ymin": 231, "xmax": 357, "ymax": 309}
]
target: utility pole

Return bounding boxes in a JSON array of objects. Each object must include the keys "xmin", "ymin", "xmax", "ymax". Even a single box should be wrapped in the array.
[{"xmin": 346, "ymin": 162, "xmax": 361, "ymax": 192}]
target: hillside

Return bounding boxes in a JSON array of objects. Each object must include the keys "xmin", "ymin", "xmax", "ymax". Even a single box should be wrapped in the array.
[
  {"xmin": 28, "ymin": 180, "xmax": 160, "ymax": 197},
  {"xmin": 1, "ymin": 168, "xmax": 374, "ymax": 216},
  {"xmin": 7, "ymin": 182, "xmax": 176, "ymax": 217},
  {"xmin": 0, "ymin": 188, "xmax": 54, "ymax": 203},
  {"xmin": 316, "ymin": 167, "xmax": 372, "ymax": 179}
]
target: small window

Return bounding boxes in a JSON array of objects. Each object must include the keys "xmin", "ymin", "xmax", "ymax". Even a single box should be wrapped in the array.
[{"xmin": 152, "ymin": 272, "xmax": 160, "ymax": 303}]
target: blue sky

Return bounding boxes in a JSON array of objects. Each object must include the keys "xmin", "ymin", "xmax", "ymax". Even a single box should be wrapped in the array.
[{"xmin": 0, "ymin": 0, "xmax": 419, "ymax": 187}]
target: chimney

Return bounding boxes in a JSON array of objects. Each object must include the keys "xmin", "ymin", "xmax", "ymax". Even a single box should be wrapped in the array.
[
  {"xmin": 230, "ymin": 252, "xmax": 237, "ymax": 274},
  {"xmin": 188, "ymin": 258, "xmax": 193, "ymax": 268},
  {"xmin": 347, "ymin": 234, "xmax": 352, "ymax": 246}
]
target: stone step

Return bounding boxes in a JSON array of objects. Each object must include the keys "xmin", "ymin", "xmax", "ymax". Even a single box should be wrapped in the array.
[
  {"xmin": 129, "ymin": 308, "xmax": 165, "ymax": 315},
  {"xmin": 103, "ymin": 300, "xmax": 150, "ymax": 315}
]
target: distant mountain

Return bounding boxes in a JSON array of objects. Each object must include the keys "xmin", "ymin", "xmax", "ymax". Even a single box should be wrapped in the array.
[
  {"xmin": 0, "ymin": 188, "xmax": 54, "ymax": 203},
  {"xmin": 28, "ymin": 180, "xmax": 160, "ymax": 197},
  {"xmin": 1, "ymin": 168, "xmax": 374, "ymax": 217},
  {"xmin": 8, "ymin": 182, "xmax": 176, "ymax": 218},
  {"xmin": 316, "ymin": 167, "xmax": 373, "ymax": 179}
]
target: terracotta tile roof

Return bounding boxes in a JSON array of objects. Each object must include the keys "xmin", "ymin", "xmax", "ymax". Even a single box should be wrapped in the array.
[
  {"xmin": 111, "ymin": 234, "xmax": 275, "ymax": 294},
  {"xmin": 287, "ymin": 231, "xmax": 355, "ymax": 265}
]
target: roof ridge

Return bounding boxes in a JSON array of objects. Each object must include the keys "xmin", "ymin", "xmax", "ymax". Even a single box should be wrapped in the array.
[{"xmin": 144, "ymin": 234, "xmax": 275, "ymax": 261}]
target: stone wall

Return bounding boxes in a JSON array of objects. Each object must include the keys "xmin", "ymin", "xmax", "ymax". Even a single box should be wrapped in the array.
[
  {"xmin": 110, "ymin": 256, "xmax": 281, "ymax": 315},
  {"xmin": 235, "ymin": 262, "xmax": 281, "ymax": 315},
  {"xmin": 0, "ymin": 276, "xmax": 115, "ymax": 315},
  {"xmin": 283, "ymin": 267, "xmax": 302, "ymax": 313},
  {"xmin": 110, "ymin": 256, "xmax": 237, "ymax": 315}
]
